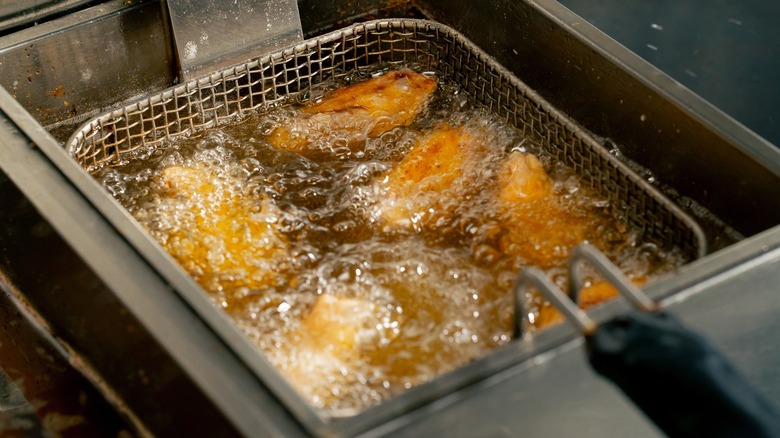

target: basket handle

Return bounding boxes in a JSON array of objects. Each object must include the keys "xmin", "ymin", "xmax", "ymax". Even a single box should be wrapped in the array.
[{"xmin": 513, "ymin": 244, "xmax": 780, "ymax": 436}]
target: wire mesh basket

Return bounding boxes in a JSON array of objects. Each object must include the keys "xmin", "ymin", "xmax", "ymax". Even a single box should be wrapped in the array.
[{"xmin": 67, "ymin": 19, "xmax": 706, "ymax": 261}]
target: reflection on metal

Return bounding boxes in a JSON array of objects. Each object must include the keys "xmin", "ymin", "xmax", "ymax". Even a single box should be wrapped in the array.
[{"xmin": 166, "ymin": 0, "xmax": 303, "ymax": 81}]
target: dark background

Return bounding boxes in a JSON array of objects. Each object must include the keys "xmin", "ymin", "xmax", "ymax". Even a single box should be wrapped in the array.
[{"xmin": 559, "ymin": 0, "xmax": 780, "ymax": 148}]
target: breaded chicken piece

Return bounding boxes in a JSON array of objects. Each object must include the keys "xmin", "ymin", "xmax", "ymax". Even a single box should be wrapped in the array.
[
  {"xmin": 497, "ymin": 152, "xmax": 588, "ymax": 269},
  {"xmin": 298, "ymin": 294, "xmax": 377, "ymax": 354},
  {"xmin": 497, "ymin": 154, "xmax": 652, "ymax": 329},
  {"xmin": 277, "ymin": 294, "xmax": 381, "ymax": 407},
  {"xmin": 268, "ymin": 69, "xmax": 437, "ymax": 152},
  {"xmin": 497, "ymin": 152, "xmax": 552, "ymax": 203},
  {"xmin": 157, "ymin": 166, "xmax": 287, "ymax": 299},
  {"xmin": 376, "ymin": 125, "xmax": 479, "ymax": 227}
]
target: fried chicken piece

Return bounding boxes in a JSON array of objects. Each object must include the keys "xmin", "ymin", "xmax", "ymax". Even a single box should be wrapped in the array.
[
  {"xmin": 298, "ymin": 294, "xmax": 378, "ymax": 355},
  {"xmin": 157, "ymin": 166, "xmax": 287, "ymax": 299},
  {"xmin": 497, "ymin": 154, "xmax": 653, "ymax": 329},
  {"xmin": 276, "ymin": 294, "xmax": 381, "ymax": 407},
  {"xmin": 375, "ymin": 125, "xmax": 481, "ymax": 227},
  {"xmin": 268, "ymin": 69, "xmax": 437, "ymax": 153},
  {"xmin": 497, "ymin": 152, "xmax": 588, "ymax": 269},
  {"xmin": 497, "ymin": 152, "xmax": 552, "ymax": 203}
]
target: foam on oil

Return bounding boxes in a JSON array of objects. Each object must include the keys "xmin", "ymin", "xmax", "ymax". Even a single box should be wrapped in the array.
[{"xmin": 95, "ymin": 67, "xmax": 686, "ymax": 413}]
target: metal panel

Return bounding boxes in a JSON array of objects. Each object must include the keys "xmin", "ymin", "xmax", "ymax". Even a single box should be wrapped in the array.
[
  {"xmin": 166, "ymin": 0, "xmax": 303, "ymax": 80},
  {"xmin": 0, "ymin": 0, "xmax": 107, "ymax": 34},
  {"xmin": 0, "ymin": 274, "xmax": 132, "ymax": 436},
  {"xmin": 0, "ymin": 0, "xmax": 174, "ymax": 142}
]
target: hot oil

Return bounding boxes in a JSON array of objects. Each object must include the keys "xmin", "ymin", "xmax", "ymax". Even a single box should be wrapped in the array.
[{"xmin": 95, "ymin": 66, "xmax": 687, "ymax": 413}]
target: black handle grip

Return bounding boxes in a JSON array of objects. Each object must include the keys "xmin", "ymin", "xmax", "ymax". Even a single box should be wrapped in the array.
[{"xmin": 586, "ymin": 311, "xmax": 780, "ymax": 437}]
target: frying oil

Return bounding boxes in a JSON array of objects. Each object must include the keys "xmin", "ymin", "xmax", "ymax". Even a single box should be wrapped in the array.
[{"xmin": 95, "ymin": 66, "xmax": 686, "ymax": 413}]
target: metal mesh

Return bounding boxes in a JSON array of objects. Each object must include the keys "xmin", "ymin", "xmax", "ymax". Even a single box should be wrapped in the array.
[{"xmin": 66, "ymin": 19, "xmax": 706, "ymax": 260}]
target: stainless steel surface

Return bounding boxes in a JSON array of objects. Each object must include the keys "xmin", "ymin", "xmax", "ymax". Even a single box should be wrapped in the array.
[
  {"xmin": 1, "ymin": 0, "xmax": 780, "ymax": 436},
  {"xmin": 0, "ymin": 0, "xmax": 105, "ymax": 34},
  {"xmin": 166, "ymin": 0, "xmax": 303, "ymax": 81},
  {"xmin": 0, "ymin": 272, "xmax": 136, "ymax": 436},
  {"xmin": 0, "ymin": 0, "xmax": 174, "ymax": 142},
  {"xmin": 560, "ymin": 0, "xmax": 780, "ymax": 148}
]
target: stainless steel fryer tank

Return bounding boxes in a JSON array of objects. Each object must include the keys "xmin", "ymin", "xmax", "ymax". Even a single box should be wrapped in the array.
[
  {"xmin": 2, "ymin": 1, "xmax": 780, "ymax": 436},
  {"xmin": 63, "ymin": 17, "xmax": 709, "ymax": 432}
]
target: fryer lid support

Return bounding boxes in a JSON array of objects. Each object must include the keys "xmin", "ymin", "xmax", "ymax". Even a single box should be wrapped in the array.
[{"xmin": 165, "ymin": 0, "xmax": 303, "ymax": 81}]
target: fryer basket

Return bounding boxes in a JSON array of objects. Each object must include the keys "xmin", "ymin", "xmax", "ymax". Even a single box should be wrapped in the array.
[
  {"xmin": 67, "ymin": 19, "xmax": 706, "ymax": 260},
  {"xmin": 64, "ymin": 18, "xmax": 707, "ymax": 428}
]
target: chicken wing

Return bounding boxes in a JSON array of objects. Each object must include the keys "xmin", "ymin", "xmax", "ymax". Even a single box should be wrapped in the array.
[
  {"xmin": 497, "ymin": 152, "xmax": 590, "ymax": 269},
  {"xmin": 157, "ymin": 166, "xmax": 287, "ymax": 302},
  {"xmin": 375, "ymin": 125, "xmax": 482, "ymax": 227},
  {"xmin": 298, "ymin": 294, "xmax": 378, "ymax": 355},
  {"xmin": 276, "ymin": 294, "xmax": 383, "ymax": 408},
  {"xmin": 268, "ymin": 69, "xmax": 437, "ymax": 153},
  {"xmin": 497, "ymin": 152, "xmax": 552, "ymax": 203}
]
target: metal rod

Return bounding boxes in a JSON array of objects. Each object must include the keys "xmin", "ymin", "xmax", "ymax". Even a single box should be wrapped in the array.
[
  {"xmin": 569, "ymin": 243, "xmax": 657, "ymax": 312},
  {"xmin": 513, "ymin": 267, "xmax": 598, "ymax": 338}
]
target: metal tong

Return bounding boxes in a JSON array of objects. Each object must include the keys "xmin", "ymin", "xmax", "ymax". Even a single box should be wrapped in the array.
[{"xmin": 514, "ymin": 244, "xmax": 780, "ymax": 437}]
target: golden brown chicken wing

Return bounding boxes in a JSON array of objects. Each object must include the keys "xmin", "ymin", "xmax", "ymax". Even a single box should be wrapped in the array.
[
  {"xmin": 496, "ymin": 152, "xmax": 590, "ymax": 269},
  {"xmin": 298, "ymin": 294, "xmax": 378, "ymax": 355},
  {"xmin": 496, "ymin": 153, "xmax": 656, "ymax": 328},
  {"xmin": 375, "ymin": 125, "xmax": 483, "ymax": 227},
  {"xmin": 497, "ymin": 152, "xmax": 553, "ymax": 203},
  {"xmin": 268, "ymin": 69, "xmax": 437, "ymax": 153},
  {"xmin": 157, "ymin": 166, "xmax": 287, "ymax": 301}
]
